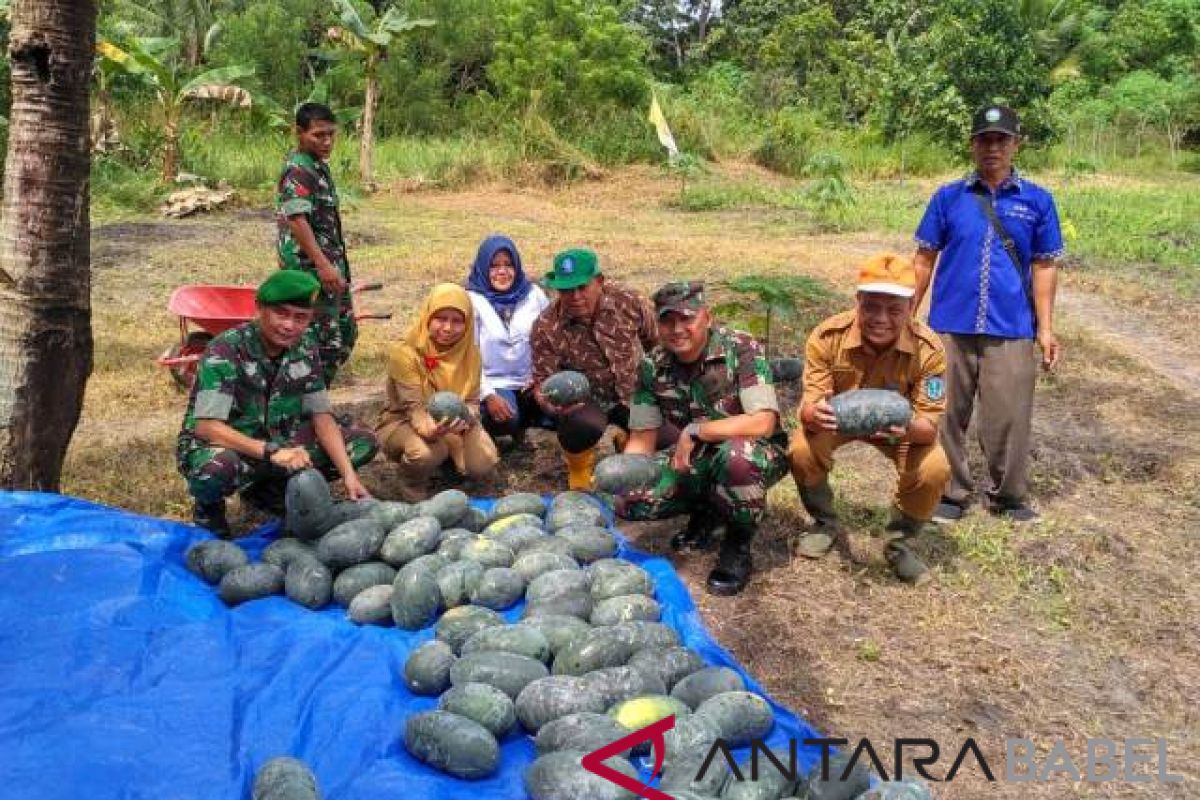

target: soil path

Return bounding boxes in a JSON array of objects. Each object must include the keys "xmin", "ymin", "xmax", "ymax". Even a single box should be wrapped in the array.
[{"xmin": 1058, "ymin": 287, "xmax": 1200, "ymax": 398}]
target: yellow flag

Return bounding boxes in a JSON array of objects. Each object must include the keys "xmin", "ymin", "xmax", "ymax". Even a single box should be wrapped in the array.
[{"xmin": 648, "ymin": 93, "xmax": 679, "ymax": 160}]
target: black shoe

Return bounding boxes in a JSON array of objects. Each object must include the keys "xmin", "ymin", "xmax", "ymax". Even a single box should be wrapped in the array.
[
  {"xmin": 987, "ymin": 500, "xmax": 1040, "ymax": 524},
  {"xmin": 239, "ymin": 481, "xmax": 287, "ymax": 517},
  {"xmin": 670, "ymin": 511, "xmax": 722, "ymax": 552},
  {"xmin": 931, "ymin": 497, "xmax": 966, "ymax": 524},
  {"xmin": 706, "ymin": 524, "xmax": 754, "ymax": 596},
  {"xmin": 193, "ymin": 499, "xmax": 231, "ymax": 537}
]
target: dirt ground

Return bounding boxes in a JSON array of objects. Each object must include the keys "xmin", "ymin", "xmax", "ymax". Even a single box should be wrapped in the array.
[{"xmin": 67, "ymin": 166, "xmax": 1198, "ymax": 798}]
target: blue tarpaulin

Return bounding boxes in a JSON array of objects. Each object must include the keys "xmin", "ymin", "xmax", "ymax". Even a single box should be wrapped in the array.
[{"xmin": 0, "ymin": 491, "xmax": 824, "ymax": 799}]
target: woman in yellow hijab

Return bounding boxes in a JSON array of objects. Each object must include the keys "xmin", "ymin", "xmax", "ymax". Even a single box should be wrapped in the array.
[{"xmin": 376, "ymin": 283, "xmax": 499, "ymax": 500}]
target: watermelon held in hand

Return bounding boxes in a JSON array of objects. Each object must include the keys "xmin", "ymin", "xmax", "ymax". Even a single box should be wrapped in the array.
[
  {"xmin": 593, "ymin": 454, "xmax": 662, "ymax": 496},
  {"xmin": 769, "ymin": 357, "xmax": 804, "ymax": 382},
  {"xmin": 428, "ymin": 391, "xmax": 470, "ymax": 424},
  {"xmin": 541, "ymin": 371, "xmax": 591, "ymax": 407},
  {"xmin": 830, "ymin": 388, "xmax": 913, "ymax": 437}
]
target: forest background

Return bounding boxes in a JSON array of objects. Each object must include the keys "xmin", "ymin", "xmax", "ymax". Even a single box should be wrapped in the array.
[{"xmin": 0, "ymin": 0, "xmax": 1195, "ymax": 211}]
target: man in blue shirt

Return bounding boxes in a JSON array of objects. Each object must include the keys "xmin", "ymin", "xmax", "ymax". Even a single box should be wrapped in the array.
[{"xmin": 912, "ymin": 105, "xmax": 1064, "ymax": 524}]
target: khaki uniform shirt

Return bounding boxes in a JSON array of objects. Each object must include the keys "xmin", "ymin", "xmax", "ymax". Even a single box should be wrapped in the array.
[{"xmin": 802, "ymin": 310, "xmax": 947, "ymax": 424}]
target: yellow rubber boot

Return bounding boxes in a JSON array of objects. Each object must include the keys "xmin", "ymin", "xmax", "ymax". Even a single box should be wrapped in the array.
[{"xmin": 563, "ymin": 447, "xmax": 596, "ymax": 491}]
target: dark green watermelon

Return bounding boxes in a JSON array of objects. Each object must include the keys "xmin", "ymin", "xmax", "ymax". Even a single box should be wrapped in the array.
[
  {"xmin": 390, "ymin": 568, "xmax": 442, "ymax": 630},
  {"xmin": 283, "ymin": 469, "xmax": 336, "ymax": 541},
  {"xmin": 534, "ymin": 712, "xmax": 629, "ymax": 757},
  {"xmin": 404, "ymin": 639, "xmax": 457, "ymax": 695},
  {"xmin": 580, "ymin": 665, "xmax": 667, "ymax": 709},
  {"xmin": 348, "ymin": 584, "xmax": 394, "ymax": 626},
  {"xmin": 514, "ymin": 676, "xmax": 608, "ymax": 733},
  {"xmin": 525, "ymin": 750, "xmax": 638, "ymax": 800},
  {"xmin": 593, "ymin": 454, "xmax": 662, "ymax": 496},
  {"xmin": 489, "ymin": 493, "xmax": 547, "ymax": 522},
  {"xmin": 693, "ymin": 691, "xmax": 774, "ymax": 747},
  {"xmin": 450, "ymin": 651, "xmax": 550, "ymax": 699},
  {"xmin": 218, "ymin": 564, "xmax": 284, "ymax": 606},
  {"xmin": 260, "ymin": 538, "xmax": 314, "ymax": 571},
  {"xmin": 404, "ymin": 710, "xmax": 499, "ymax": 780},
  {"xmin": 332, "ymin": 561, "xmax": 396, "ymax": 607},
  {"xmin": 435, "ymin": 559, "xmax": 485, "ymax": 608},
  {"xmin": 671, "ymin": 666, "xmax": 746, "ymax": 710},
  {"xmin": 627, "ymin": 646, "xmax": 704, "ymax": 692},
  {"xmin": 252, "ymin": 756, "xmax": 320, "ymax": 800},
  {"xmin": 470, "ymin": 567, "xmax": 527, "ymax": 610},
  {"xmin": 284, "ymin": 556, "xmax": 333, "ymax": 609},
  {"xmin": 436, "ymin": 605, "xmax": 505, "ymax": 653},
  {"xmin": 461, "ymin": 624, "xmax": 553, "ymax": 664},
  {"xmin": 541, "ymin": 371, "xmax": 591, "ymax": 407},
  {"xmin": 428, "ymin": 391, "xmax": 471, "ymax": 424},
  {"xmin": 590, "ymin": 594, "xmax": 661, "ymax": 625},
  {"xmin": 769, "ymin": 357, "xmax": 804, "ymax": 383},
  {"xmin": 185, "ymin": 540, "xmax": 249, "ymax": 584},
  {"xmin": 438, "ymin": 681, "xmax": 517, "ymax": 738},
  {"xmin": 315, "ymin": 518, "xmax": 387, "ymax": 570},
  {"xmin": 830, "ymin": 388, "xmax": 913, "ymax": 437}
]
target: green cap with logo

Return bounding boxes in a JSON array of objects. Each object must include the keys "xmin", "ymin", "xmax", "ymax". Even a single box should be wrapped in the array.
[
  {"xmin": 545, "ymin": 247, "xmax": 601, "ymax": 290},
  {"xmin": 652, "ymin": 280, "xmax": 705, "ymax": 318},
  {"xmin": 257, "ymin": 269, "xmax": 321, "ymax": 307}
]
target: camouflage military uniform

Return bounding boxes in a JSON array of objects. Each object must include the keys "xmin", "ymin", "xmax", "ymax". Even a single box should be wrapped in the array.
[
  {"xmin": 276, "ymin": 151, "xmax": 356, "ymax": 385},
  {"xmin": 176, "ymin": 321, "xmax": 377, "ymax": 503},
  {"xmin": 621, "ymin": 325, "xmax": 789, "ymax": 526}
]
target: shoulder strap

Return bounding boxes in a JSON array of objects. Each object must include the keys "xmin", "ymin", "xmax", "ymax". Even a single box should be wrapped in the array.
[{"xmin": 971, "ymin": 189, "xmax": 1035, "ymax": 330}]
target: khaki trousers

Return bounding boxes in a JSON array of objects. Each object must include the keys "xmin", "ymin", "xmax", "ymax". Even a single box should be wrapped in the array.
[
  {"xmin": 941, "ymin": 334, "xmax": 1037, "ymax": 506},
  {"xmin": 789, "ymin": 430, "xmax": 950, "ymax": 521},
  {"xmin": 377, "ymin": 420, "xmax": 499, "ymax": 502}
]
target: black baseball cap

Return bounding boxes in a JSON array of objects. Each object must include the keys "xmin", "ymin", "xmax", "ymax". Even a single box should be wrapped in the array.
[{"xmin": 971, "ymin": 105, "xmax": 1020, "ymax": 137}]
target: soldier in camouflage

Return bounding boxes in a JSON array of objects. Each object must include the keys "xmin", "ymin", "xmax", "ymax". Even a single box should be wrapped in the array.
[
  {"xmin": 276, "ymin": 102, "xmax": 356, "ymax": 386},
  {"xmin": 177, "ymin": 270, "xmax": 378, "ymax": 536},
  {"xmin": 618, "ymin": 281, "xmax": 789, "ymax": 596}
]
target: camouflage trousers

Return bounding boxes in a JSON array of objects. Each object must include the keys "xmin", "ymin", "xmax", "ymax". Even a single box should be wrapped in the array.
[
  {"xmin": 179, "ymin": 421, "xmax": 378, "ymax": 504},
  {"xmin": 305, "ymin": 299, "xmax": 358, "ymax": 387},
  {"xmin": 293, "ymin": 262, "xmax": 358, "ymax": 387},
  {"xmin": 619, "ymin": 434, "xmax": 789, "ymax": 527}
]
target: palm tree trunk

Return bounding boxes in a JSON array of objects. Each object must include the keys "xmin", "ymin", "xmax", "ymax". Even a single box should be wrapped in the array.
[
  {"xmin": 0, "ymin": 0, "xmax": 97, "ymax": 490},
  {"xmin": 163, "ymin": 104, "xmax": 180, "ymax": 183},
  {"xmin": 359, "ymin": 52, "xmax": 379, "ymax": 188}
]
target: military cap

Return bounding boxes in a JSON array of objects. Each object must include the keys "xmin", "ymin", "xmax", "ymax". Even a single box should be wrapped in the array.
[
  {"xmin": 652, "ymin": 280, "xmax": 706, "ymax": 318},
  {"xmin": 545, "ymin": 247, "xmax": 601, "ymax": 290},
  {"xmin": 256, "ymin": 269, "xmax": 321, "ymax": 307}
]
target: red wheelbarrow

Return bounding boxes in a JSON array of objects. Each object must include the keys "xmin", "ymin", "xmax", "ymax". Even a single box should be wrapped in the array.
[{"xmin": 157, "ymin": 281, "xmax": 390, "ymax": 390}]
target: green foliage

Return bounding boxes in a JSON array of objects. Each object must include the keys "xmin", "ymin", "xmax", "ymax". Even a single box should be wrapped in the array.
[
  {"xmin": 713, "ymin": 273, "xmax": 838, "ymax": 353},
  {"xmin": 803, "ymin": 152, "xmax": 857, "ymax": 230},
  {"xmin": 488, "ymin": 0, "xmax": 651, "ymax": 126}
]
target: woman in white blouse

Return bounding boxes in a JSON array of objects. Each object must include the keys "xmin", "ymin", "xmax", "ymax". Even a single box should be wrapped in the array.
[{"xmin": 466, "ymin": 235, "xmax": 550, "ymax": 444}]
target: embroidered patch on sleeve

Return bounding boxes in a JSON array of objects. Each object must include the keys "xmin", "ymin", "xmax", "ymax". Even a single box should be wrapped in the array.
[{"xmin": 925, "ymin": 375, "xmax": 946, "ymax": 401}]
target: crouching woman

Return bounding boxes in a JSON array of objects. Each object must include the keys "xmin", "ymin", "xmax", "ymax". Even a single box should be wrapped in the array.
[{"xmin": 375, "ymin": 283, "xmax": 499, "ymax": 500}]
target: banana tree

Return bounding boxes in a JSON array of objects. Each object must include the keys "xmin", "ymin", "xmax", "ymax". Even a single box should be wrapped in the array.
[
  {"xmin": 326, "ymin": 0, "xmax": 433, "ymax": 187},
  {"xmin": 95, "ymin": 37, "xmax": 253, "ymax": 181}
]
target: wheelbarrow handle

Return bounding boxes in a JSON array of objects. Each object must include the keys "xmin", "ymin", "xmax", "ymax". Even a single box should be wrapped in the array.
[{"xmin": 352, "ymin": 281, "xmax": 384, "ymax": 293}]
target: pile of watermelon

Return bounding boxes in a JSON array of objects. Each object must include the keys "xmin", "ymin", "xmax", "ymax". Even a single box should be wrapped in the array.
[{"xmin": 186, "ymin": 473, "xmax": 929, "ymax": 800}]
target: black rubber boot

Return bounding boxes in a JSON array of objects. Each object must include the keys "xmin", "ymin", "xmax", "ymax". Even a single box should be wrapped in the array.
[
  {"xmin": 706, "ymin": 522, "xmax": 755, "ymax": 596},
  {"xmin": 192, "ymin": 499, "xmax": 231, "ymax": 538},
  {"xmin": 239, "ymin": 480, "xmax": 287, "ymax": 517},
  {"xmin": 884, "ymin": 512, "xmax": 931, "ymax": 586},
  {"xmin": 796, "ymin": 480, "xmax": 841, "ymax": 558},
  {"xmin": 670, "ymin": 507, "xmax": 723, "ymax": 552}
]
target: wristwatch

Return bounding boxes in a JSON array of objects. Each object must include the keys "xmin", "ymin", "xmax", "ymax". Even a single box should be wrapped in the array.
[
  {"xmin": 684, "ymin": 423, "xmax": 702, "ymax": 442},
  {"xmin": 263, "ymin": 441, "xmax": 280, "ymax": 461}
]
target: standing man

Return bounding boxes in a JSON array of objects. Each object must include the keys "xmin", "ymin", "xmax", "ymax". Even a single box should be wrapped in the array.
[
  {"xmin": 619, "ymin": 282, "xmax": 789, "ymax": 596},
  {"xmin": 913, "ymin": 104, "xmax": 1065, "ymax": 524},
  {"xmin": 790, "ymin": 255, "xmax": 950, "ymax": 585},
  {"xmin": 177, "ymin": 271, "xmax": 378, "ymax": 537},
  {"xmin": 530, "ymin": 247, "xmax": 659, "ymax": 489},
  {"xmin": 276, "ymin": 102, "xmax": 355, "ymax": 386}
]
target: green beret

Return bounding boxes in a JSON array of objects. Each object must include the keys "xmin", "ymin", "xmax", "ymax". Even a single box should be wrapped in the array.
[{"xmin": 257, "ymin": 269, "xmax": 321, "ymax": 307}]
